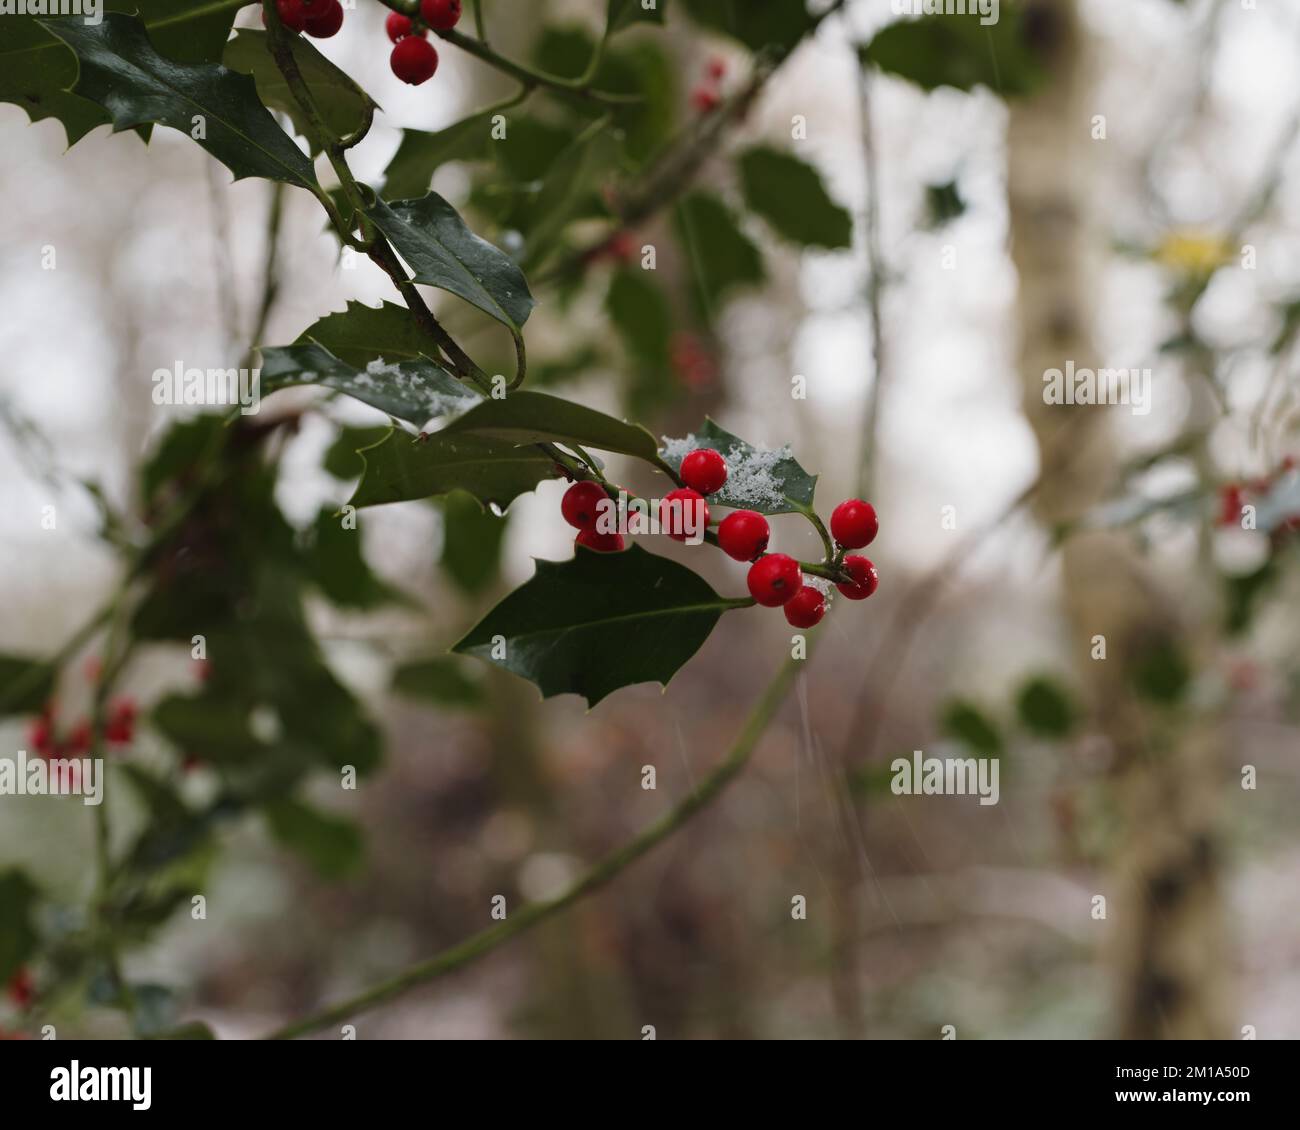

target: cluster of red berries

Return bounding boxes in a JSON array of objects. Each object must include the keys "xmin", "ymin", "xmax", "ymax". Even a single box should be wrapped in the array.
[
  {"xmin": 1218, "ymin": 454, "xmax": 1298, "ymax": 531},
  {"xmin": 690, "ymin": 56, "xmax": 727, "ymax": 114},
  {"xmin": 264, "ymin": 0, "xmax": 345, "ymax": 39},
  {"xmin": 386, "ymin": 0, "xmax": 462, "ymax": 85},
  {"xmin": 26, "ymin": 696, "xmax": 136, "ymax": 760},
  {"xmin": 560, "ymin": 448, "xmax": 879, "ymax": 629}
]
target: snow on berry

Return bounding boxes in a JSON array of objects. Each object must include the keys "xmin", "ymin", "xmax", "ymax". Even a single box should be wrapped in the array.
[{"xmin": 660, "ymin": 434, "xmax": 793, "ymax": 510}]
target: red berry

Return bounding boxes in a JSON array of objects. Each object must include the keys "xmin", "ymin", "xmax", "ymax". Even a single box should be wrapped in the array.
[
  {"xmin": 66, "ymin": 719, "xmax": 92, "ymax": 754},
  {"xmin": 830, "ymin": 499, "xmax": 878, "ymax": 549},
  {"xmin": 304, "ymin": 0, "xmax": 343, "ymax": 37},
  {"xmin": 105, "ymin": 699, "xmax": 136, "ymax": 746},
  {"xmin": 561, "ymin": 480, "xmax": 609, "ymax": 531},
  {"xmin": 421, "ymin": 0, "xmax": 463, "ymax": 30},
  {"xmin": 1218, "ymin": 484, "xmax": 1244, "ymax": 527},
  {"xmin": 717, "ymin": 510, "xmax": 769, "ymax": 561},
  {"xmin": 26, "ymin": 717, "xmax": 53, "ymax": 756},
  {"xmin": 747, "ymin": 553, "xmax": 801, "ymax": 607},
  {"xmin": 263, "ymin": 0, "xmax": 306, "ymax": 32},
  {"xmin": 783, "ymin": 586, "xmax": 826, "ymax": 628},
  {"xmin": 659, "ymin": 488, "xmax": 709, "ymax": 542},
  {"xmin": 575, "ymin": 529, "xmax": 625, "ymax": 553},
  {"xmin": 6, "ymin": 969, "xmax": 33, "ymax": 1010},
  {"xmin": 679, "ymin": 448, "xmax": 728, "ymax": 495},
  {"xmin": 836, "ymin": 555, "xmax": 878, "ymax": 600},
  {"xmin": 705, "ymin": 56, "xmax": 727, "ymax": 82},
  {"xmin": 690, "ymin": 86, "xmax": 721, "ymax": 113},
  {"xmin": 386, "ymin": 12, "xmax": 419, "ymax": 41},
  {"xmin": 1282, "ymin": 455, "xmax": 1297, "ymax": 473},
  {"xmin": 391, "ymin": 36, "xmax": 438, "ymax": 84}
]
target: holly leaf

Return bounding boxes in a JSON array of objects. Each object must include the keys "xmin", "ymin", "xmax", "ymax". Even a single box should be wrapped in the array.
[
  {"xmin": 659, "ymin": 419, "xmax": 817, "ymax": 515},
  {"xmin": 223, "ymin": 28, "xmax": 377, "ymax": 156},
  {"xmin": 439, "ymin": 489, "xmax": 508, "ymax": 595},
  {"xmin": 0, "ymin": 869, "xmax": 41, "ymax": 982},
  {"xmin": 940, "ymin": 700, "xmax": 1003, "ymax": 756},
  {"xmin": 348, "ymin": 428, "xmax": 561, "ymax": 510},
  {"xmin": 737, "ymin": 146, "xmax": 852, "ymax": 249},
  {"xmin": 323, "ymin": 424, "xmax": 391, "ymax": 480},
  {"xmin": 363, "ymin": 191, "xmax": 535, "ymax": 336},
  {"xmin": 607, "ymin": 266, "xmax": 671, "ymax": 369},
  {"xmin": 265, "ymin": 798, "xmax": 363, "ymax": 879},
  {"xmin": 39, "ymin": 12, "xmax": 318, "ymax": 188},
  {"xmin": 607, "ymin": 0, "xmax": 668, "ymax": 34},
  {"xmin": 521, "ymin": 118, "xmax": 621, "ymax": 270},
  {"xmin": 1015, "ymin": 676, "xmax": 1076, "ymax": 740},
  {"xmin": 392, "ymin": 656, "xmax": 486, "ymax": 708},
  {"xmin": 454, "ymin": 544, "xmax": 739, "ymax": 706},
  {"xmin": 383, "ymin": 112, "xmax": 497, "ymax": 200},
  {"xmin": 300, "ymin": 507, "xmax": 412, "ymax": 610},
  {"xmin": 675, "ymin": 191, "xmax": 764, "ymax": 317},
  {"xmin": 680, "ymin": 0, "xmax": 815, "ymax": 53},
  {"xmin": 0, "ymin": 654, "xmax": 56, "ymax": 717},
  {"xmin": 260, "ymin": 341, "xmax": 480, "ymax": 427},
  {"xmin": 439, "ymin": 390, "xmax": 662, "ymax": 463},
  {"xmin": 859, "ymin": 12, "xmax": 1042, "ymax": 97},
  {"xmin": 1, "ymin": 0, "xmax": 244, "ymax": 146},
  {"xmin": 296, "ymin": 300, "xmax": 432, "ymax": 367}
]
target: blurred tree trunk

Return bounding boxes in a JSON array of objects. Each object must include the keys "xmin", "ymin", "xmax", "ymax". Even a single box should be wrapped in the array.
[{"xmin": 1007, "ymin": 0, "xmax": 1228, "ymax": 1038}]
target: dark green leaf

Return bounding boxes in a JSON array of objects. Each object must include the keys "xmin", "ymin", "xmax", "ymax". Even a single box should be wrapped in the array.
[
  {"xmin": 0, "ymin": 869, "xmax": 41, "ymax": 981},
  {"xmin": 659, "ymin": 419, "xmax": 817, "ymax": 515},
  {"xmin": 680, "ymin": 0, "xmax": 816, "ymax": 53},
  {"xmin": 1225, "ymin": 557, "xmax": 1279, "ymax": 636},
  {"xmin": 925, "ymin": 180, "xmax": 966, "ymax": 227},
  {"xmin": 0, "ymin": 654, "xmax": 56, "ymax": 717},
  {"xmin": 522, "ymin": 117, "xmax": 621, "ymax": 270},
  {"xmin": 301, "ymin": 507, "xmax": 411, "ymax": 610},
  {"xmin": 363, "ymin": 192, "xmax": 535, "ymax": 333},
  {"xmin": 439, "ymin": 390, "xmax": 662, "ymax": 464},
  {"xmin": 675, "ymin": 191, "xmax": 764, "ymax": 316},
  {"xmin": 152, "ymin": 695, "xmax": 265, "ymax": 766},
  {"xmin": 607, "ymin": 267, "xmax": 671, "ymax": 369},
  {"xmin": 265, "ymin": 797, "xmax": 363, "ymax": 879},
  {"xmin": 454, "ymin": 543, "xmax": 739, "ymax": 706},
  {"xmin": 1015, "ymin": 676, "xmax": 1076, "ymax": 739},
  {"xmin": 859, "ymin": 11, "xmax": 1042, "ymax": 96},
  {"xmin": 940, "ymin": 700, "xmax": 1003, "ymax": 756},
  {"xmin": 1, "ymin": 0, "xmax": 244, "ymax": 146},
  {"xmin": 383, "ymin": 112, "xmax": 497, "ymax": 200},
  {"xmin": 260, "ymin": 341, "xmax": 479, "ymax": 427},
  {"xmin": 737, "ymin": 147, "xmax": 852, "ymax": 249},
  {"xmin": 223, "ymin": 28, "xmax": 377, "ymax": 156},
  {"xmin": 324, "ymin": 424, "xmax": 392, "ymax": 480},
  {"xmin": 296, "ymin": 300, "xmax": 433, "ymax": 368},
  {"xmin": 1133, "ymin": 638, "xmax": 1191, "ymax": 705},
  {"xmin": 440, "ymin": 490, "xmax": 508, "ymax": 595},
  {"xmin": 349, "ymin": 427, "xmax": 561, "ymax": 510},
  {"xmin": 40, "ymin": 13, "xmax": 318, "ymax": 188},
  {"xmin": 392, "ymin": 656, "xmax": 486, "ymax": 708}
]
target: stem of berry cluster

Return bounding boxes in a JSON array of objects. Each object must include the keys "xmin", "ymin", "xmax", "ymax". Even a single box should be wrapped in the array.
[
  {"xmin": 371, "ymin": 0, "xmax": 638, "ymax": 105},
  {"xmin": 262, "ymin": 646, "xmax": 808, "ymax": 1040}
]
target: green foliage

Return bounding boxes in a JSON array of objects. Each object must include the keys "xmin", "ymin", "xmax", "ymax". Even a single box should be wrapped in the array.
[
  {"xmin": 41, "ymin": 13, "xmax": 318, "ymax": 187},
  {"xmin": 223, "ymin": 28, "xmax": 376, "ymax": 156},
  {"xmin": 0, "ymin": 654, "xmax": 55, "ymax": 717},
  {"xmin": 383, "ymin": 110, "xmax": 498, "ymax": 200},
  {"xmin": 1, "ymin": 0, "xmax": 243, "ymax": 145},
  {"xmin": 607, "ymin": 0, "xmax": 668, "ymax": 34},
  {"xmin": 439, "ymin": 490, "xmax": 508, "ymax": 596},
  {"xmin": 1015, "ymin": 676, "xmax": 1077, "ymax": 739},
  {"xmin": 323, "ymin": 425, "xmax": 393, "ymax": 481},
  {"xmin": 940, "ymin": 699, "xmax": 1004, "ymax": 756},
  {"xmin": 1133, "ymin": 639, "xmax": 1192, "ymax": 705},
  {"xmin": 738, "ymin": 147, "xmax": 853, "ymax": 249},
  {"xmin": 659, "ymin": 419, "xmax": 818, "ymax": 515},
  {"xmin": 392, "ymin": 656, "xmax": 487, "ymax": 709},
  {"xmin": 925, "ymin": 180, "xmax": 966, "ymax": 228},
  {"xmin": 455, "ymin": 544, "xmax": 739, "ymax": 706},
  {"xmin": 675, "ymin": 191, "xmax": 765, "ymax": 317},
  {"xmin": 0, "ymin": 869, "xmax": 41, "ymax": 981},
  {"xmin": 859, "ymin": 11, "xmax": 1042, "ymax": 96},
  {"xmin": 265, "ymin": 798, "xmax": 363, "ymax": 879},
  {"xmin": 681, "ymin": 0, "xmax": 817, "ymax": 53},
  {"xmin": 301, "ymin": 508, "xmax": 412, "ymax": 610}
]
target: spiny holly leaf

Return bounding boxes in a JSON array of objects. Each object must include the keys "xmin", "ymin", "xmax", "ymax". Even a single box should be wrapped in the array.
[
  {"xmin": 296, "ymin": 300, "xmax": 433, "ymax": 367},
  {"xmin": 260, "ymin": 341, "xmax": 480, "ymax": 427},
  {"xmin": 859, "ymin": 12, "xmax": 1042, "ymax": 96},
  {"xmin": 391, "ymin": 655, "xmax": 486, "ymax": 709},
  {"xmin": 439, "ymin": 390, "xmax": 662, "ymax": 463},
  {"xmin": 383, "ymin": 112, "xmax": 498, "ymax": 200},
  {"xmin": 675, "ymin": 190, "xmax": 764, "ymax": 317},
  {"xmin": 364, "ymin": 192, "xmax": 535, "ymax": 334},
  {"xmin": 223, "ymin": 28, "xmax": 377, "ymax": 156},
  {"xmin": 454, "ymin": 544, "xmax": 741, "ymax": 706},
  {"xmin": 737, "ymin": 146, "xmax": 852, "ymax": 249},
  {"xmin": 323, "ymin": 424, "xmax": 391, "ymax": 480},
  {"xmin": 607, "ymin": 0, "xmax": 668, "ymax": 34},
  {"xmin": 659, "ymin": 419, "xmax": 817, "ymax": 515},
  {"xmin": 348, "ymin": 427, "xmax": 561, "ymax": 510},
  {"xmin": 1, "ymin": 0, "xmax": 244, "ymax": 146},
  {"xmin": 39, "ymin": 13, "xmax": 318, "ymax": 189},
  {"xmin": 0, "ymin": 654, "xmax": 56, "ymax": 717},
  {"xmin": 439, "ymin": 489, "xmax": 508, "ymax": 595}
]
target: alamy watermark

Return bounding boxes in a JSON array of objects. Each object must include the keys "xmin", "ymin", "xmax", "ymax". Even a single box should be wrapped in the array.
[
  {"xmin": 890, "ymin": 749, "xmax": 1000, "ymax": 806},
  {"xmin": 891, "ymin": 0, "xmax": 999, "ymax": 26},
  {"xmin": 1043, "ymin": 361, "xmax": 1152, "ymax": 416},
  {"xmin": 0, "ymin": 0, "xmax": 101, "ymax": 23},
  {"xmin": 152, "ymin": 362, "xmax": 261, "ymax": 414},
  {"xmin": 1, "ymin": 750, "xmax": 104, "ymax": 806}
]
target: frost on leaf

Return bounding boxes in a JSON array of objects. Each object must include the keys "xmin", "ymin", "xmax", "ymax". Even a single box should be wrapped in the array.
[{"xmin": 660, "ymin": 423, "xmax": 813, "ymax": 515}]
